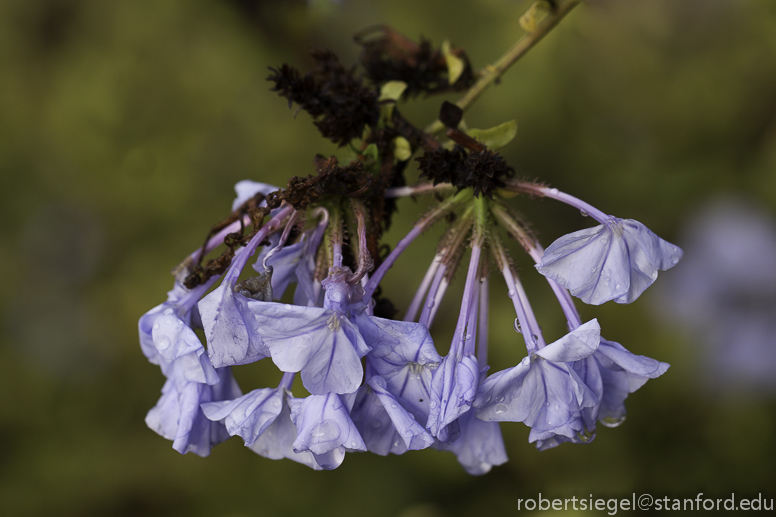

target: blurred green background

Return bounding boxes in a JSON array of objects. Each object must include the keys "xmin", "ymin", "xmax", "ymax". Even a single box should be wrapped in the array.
[{"xmin": 2, "ymin": 0, "xmax": 776, "ymax": 515}]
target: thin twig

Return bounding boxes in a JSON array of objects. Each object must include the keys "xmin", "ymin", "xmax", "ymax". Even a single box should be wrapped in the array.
[{"xmin": 425, "ymin": 0, "xmax": 581, "ymax": 134}]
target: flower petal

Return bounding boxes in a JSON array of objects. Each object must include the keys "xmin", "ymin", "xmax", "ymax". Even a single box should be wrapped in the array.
[
  {"xmin": 535, "ymin": 319, "xmax": 600, "ymax": 363},
  {"xmin": 248, "ymin": 393, "xmax": 321, "ymax": 470},
  {"xmin": 426, "ymin": 354, "xmax": 479, "ymax": 442},
  {"xmin": 435, "ymin": 411, "xmax": 507, "ymax": 475},
  {"xmin": 231, "ymin": 180, "xmax": 277, "ymax": 211},
  {"xmin": 536, "ymin": 218, "xmax": 682, "ymax": 305},
  {"xmin": 251, "ymin": 302, "xmax": 368, "ymax": 394},
  {"xmin": 201, "ymin": 388, "xmax": 284, "ymax": 446},
  {"xmin": 292, "ymin": 393, "xmax": 365, "ymax": 469},
  {"xmin": 199, "ymin": 284, "xmax": 269, "ymax": 367}
]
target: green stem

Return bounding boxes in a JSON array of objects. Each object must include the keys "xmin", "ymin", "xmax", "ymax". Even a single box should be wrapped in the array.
[{"xmin": 426, "ymin": 0, "xmax": 581, "ymax": 134}]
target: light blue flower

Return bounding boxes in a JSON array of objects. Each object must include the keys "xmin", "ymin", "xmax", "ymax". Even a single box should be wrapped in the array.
[
  {"xmin": 426, "ymin": 354, "xmax": 479, "ymax": 443},
  {"xmin": 355, "ymin": 313, "xmax": 442, "ymax": 424},
  {"xmin": 593, "ymin": 338, "xmax": 669, "ymax": 426},
  {"xmin": 249, "ymin": 391, "xmax": 322, "ymax": 469},
  {"xmin": 202, "ymin": 386, "xmax": 322, "ymax": 469},
  {"xmin": 231, "ymin": 180, "xmax": 277, "ymax": 211},
  {"xmin": 199, "ymin": 279, "xmax": 271, "ymax": 368},
  {"xmin": 536, "ymin": 218, "xmax": 683, "ymax": 305},
  {"xmin": 349, "ymin": 375, "xmax": 435, "ymax": 455},
  {"xmin": 145, "ymin": 346, "xmax": 241, "ymax": 457},
  {"xmin": 250, "ymin": 300, "xmax": 370, "ymax": 395},
  {"xmin": 474, "ymin": 320, "xmax": 600, "ymax": 445},
  {"xmin": 434, "ymin": 409, "xmax": 507, "ymax": 475},
  {"xmin": 291, "ymin": 392, "xmax": 366, "ymax": 470}
]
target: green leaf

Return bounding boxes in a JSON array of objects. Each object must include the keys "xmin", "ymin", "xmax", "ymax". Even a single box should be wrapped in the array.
[
  {"xmin": 519, "ymin": 2, "xmax": 540, "ymax": 33},
  {"xmin": 442, "ymin": 40, "xmax": 465, "ymax": 85},
  {"xmin": 393, "ymin": 136, "xmax": 412, "ymax": 161},
  {"xmin": 362, "ymin": 143, "xmax": 379, "ymax": 162},
  {"xmin": 379, "ymin": 81, "xmax": 408, "ymax": 102},
  {"xmin": 466, "ymin": 120, "xmax": 518, "ymax": 150}
]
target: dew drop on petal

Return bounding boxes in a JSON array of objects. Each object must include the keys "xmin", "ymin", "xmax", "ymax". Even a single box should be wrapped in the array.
[
  {"xmin": 601, "ymin": 415, "xmax": 626, "ymax": 428},
  {"xmin": 156, "ymin": 336, "xmax": 171, "ymax": 350},
  {"xmin": 426, "ymin": 300, "xmax": 435, "ymax": 309},
  {"xmin": 508, "ymin": 290, "xmax": 515, "ymax": 298},
  {"xmin": 615, "ymin": 284, "xmax": 621, "ymax": 290},
  {"xmin": 310, "ymin": 419, "xmax": 339, "ymax": 440},
  {"xmin": 371, "ymin": 420, "xmax": 382, "ymax": 429},
  {"xmin": 163, "ymin": 308, "xmax": 173, "ymax": 315},
  {"xmin": 549, "ymin": 188, "xmax": 558, "ymax": 195},
  {"xmin": 494, "ymin": 404, "xmax": 508, "ymax": 415},
  {"xmin": 350, "ymin": 441, "xmax": 357, "ymax": 448},
  {"xmin": 514, "ymin": 318, "xmax": 522, "ymax": 333},
  {"xmin": 496, "ymin": 395, "xmax": 505, "ymax": 403},
  {"xmin": 601, "ymin": 238, "xmax": 608, "ymax": 244},
  {"xmin": 152, "ymin": 323, "xmax": 160, "ymax": 330},
  {"xmin": 580, "ymin": 209, "xmax": 588, "ymax": 217}
]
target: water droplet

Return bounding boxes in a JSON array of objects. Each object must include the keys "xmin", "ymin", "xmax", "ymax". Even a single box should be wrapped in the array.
[
  {"xmin": 672, "ymin": 247, "xmax": 678, "ymax": 252},
  {"xmin": 496, "ymin": 395, "xmax": 505, "ymax": 403},
  {"xmin": 430, "ymin": 401, "xmax": 437, "ymax": 408},
  {"xmin": 494, "ymin": 404, "xmax": 508, "ymax": 415},
  {"xmin": 310, "ymin": 419, "xmax": 339, "ymax": 440},
  {"xmin": 156, "ymin": 336, "xmax": 171, "ymax": 350},
  {"xmin": 507, "ymin": 290, "xmax": 515, "ymax": 298},
  {"xmin": 601, "ymin": 238, "xmax": 608, "ymax": 244},
  {"xmin": 163, "ymin": 308, "xmax": 173, "ymax": 315},
  {"xmin": 371, "ymin": 420, "xmax": 382, "ymax": 429},
  {"xmin": 152, "ymin": 323, "xmax": 160, "ymax": 330},
  {"xmin": 391, "ymin": 404, "xmax": 397, "ymax": 409},
  {"xmin": 350, "ymin": 441, "xmax": 357, "ymax": 448},
  {"xmin": 465, "ymin": 333, "xmax": 472, "ymax": 341},
  {"xmin": 514, "ymin": 318, "xmax": 522, "ymax": 333},
  {"xmin": 273, "ymin": 399, "xmax": 281, "ymax": 408},
  {"xmin": 580, "ymin": 209, "xmax": 588, "ymax": 217},
  {"xmin": 615, "ymin": 284, "xmax": 621, "ymax": 289},
  {"xmin": 671, "ymin": 255, "xmax": 679, "ymax": 265},
  {"xmin": 426, "ymin": 300, "xmax": 435, "ymax": 309},
  {"xmin": 549, "ymin": 188, "xmax": 558, "ymax": 195},
  {"xmin": 601, "ymin": 415, "xmax": 626, "ymax": 428},
  {"xmin": 334, "ymin": 253, "xmax": 343, "ymax": 262},
  {"xmin": 532, "ymin": 334, "xmax": 539, "ymax": 343},
  {"xmin": 591, "ymin": 266, "xmax": 596, "ymax": 272}
]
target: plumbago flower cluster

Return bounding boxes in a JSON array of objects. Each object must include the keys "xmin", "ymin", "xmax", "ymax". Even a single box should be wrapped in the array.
[{"xmin": 140, "ymin": 17, "xmax": 682, "ymax": 474}]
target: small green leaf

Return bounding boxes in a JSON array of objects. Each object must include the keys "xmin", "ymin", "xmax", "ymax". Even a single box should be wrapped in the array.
[
  {"xmin": 442, "ymin": 40, "xmax": 465, "ymax": 85},
  {"xmin": 519, "ymin": 2, "xmax": 540, "ymax": 33},
  {"xmin": 379, "ymin": 81, "xmax": 408, "ymax": 102},
  {"xmin": 362, "ymin": 143, "xmax": 379, "ymax": 162},
  {"xmin": 393, "ymin": 136, "xmax": 412, "ymax": 162},
  {"xmin": 466, "ymin": 120, "xmax": 518, "ymax": 150}
]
